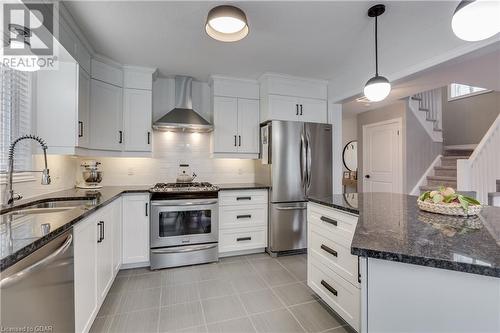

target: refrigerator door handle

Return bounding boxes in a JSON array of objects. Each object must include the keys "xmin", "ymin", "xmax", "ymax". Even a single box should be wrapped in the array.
[
  {"xmin": 306, "ymin": 131, "xmax": 312, "ymax": 193},
  {"xmin": 300, "ymin": 132, "xmax": 307, "ymax": 194}
]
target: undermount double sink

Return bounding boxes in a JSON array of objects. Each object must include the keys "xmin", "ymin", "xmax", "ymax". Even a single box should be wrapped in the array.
[{"xmin": 2, "ymin": 198, "xmax": 98, "ymax": 218}]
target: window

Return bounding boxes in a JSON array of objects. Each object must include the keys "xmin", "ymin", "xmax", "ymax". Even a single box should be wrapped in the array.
[
  {"xmin": 448, "ymin": 83, "xmax": 491, "ymax": 101},
  {"xmin": 0, "ymin": 64, "xmax": 33, "ymax": 180}
]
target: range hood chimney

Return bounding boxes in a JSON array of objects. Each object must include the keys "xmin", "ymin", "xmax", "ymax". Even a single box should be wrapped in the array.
[{"xmin": 153, "ymin": 76, "xmax": 213, "ymax": 132}]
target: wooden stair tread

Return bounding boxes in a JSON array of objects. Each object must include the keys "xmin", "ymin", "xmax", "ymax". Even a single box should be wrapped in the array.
[
  {"xmin": 441, "ymin": 155, "xmax": 470, "ymax": 160},
  {"xmin": 427, "ymin": 175, "xmax": 457, "ymax": 181},
  {"xmin": 434, "ymin": 166, "xmax": 457, "ymax": 170}
]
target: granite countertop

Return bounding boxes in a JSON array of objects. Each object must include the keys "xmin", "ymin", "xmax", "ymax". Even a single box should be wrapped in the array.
[
  {"xmin": 0, "ymin": 186, "xmax": 150, "ymax": 271},
  {"xmin": 216, "ymin": 183, "xmax": 270, "ymax": 190},
  {"xmin": 309, "ymin": 193, "xmax": 500, "ymax": 278}
]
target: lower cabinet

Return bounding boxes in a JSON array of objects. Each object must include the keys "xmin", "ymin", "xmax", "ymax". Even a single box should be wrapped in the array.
[
  {"xmin": 122, "ymin": 194, "xmax": 150, "ymax": 265},
  {"xmin": 307, "ymin": 202, "xmax": 361, "ymax": 332},
  {"xmin": 74, "ymin": 198, "xmax": 121, "ymax": 333},
  {"xmin": 218, "ymin": 189, "xmax": 268, "ymax": 255}
]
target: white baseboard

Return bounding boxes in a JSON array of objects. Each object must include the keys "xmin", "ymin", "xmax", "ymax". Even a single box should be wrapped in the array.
[{"xmin": 410, "ymin": 155, "xmax": 442, "ymax": 195}]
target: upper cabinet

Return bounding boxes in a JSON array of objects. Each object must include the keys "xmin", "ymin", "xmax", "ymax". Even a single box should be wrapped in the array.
[
  {"xmin": 211, "ymin": 76, "xmax": 260, "ymax": 159},
  {"xmin": 259, "ymin": 74, "xmax": 328, "ymax": 124}
]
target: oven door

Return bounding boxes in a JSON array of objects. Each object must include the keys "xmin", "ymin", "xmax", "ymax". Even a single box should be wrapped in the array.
[{"xmin": 150, "ymin": 199, "xmax": 218, "ymax": 248}]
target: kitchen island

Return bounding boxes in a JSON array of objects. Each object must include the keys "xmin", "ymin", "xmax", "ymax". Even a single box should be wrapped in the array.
[{"xmin": 308, "ymin": 193, "xmax": 500, "ymax": 333}]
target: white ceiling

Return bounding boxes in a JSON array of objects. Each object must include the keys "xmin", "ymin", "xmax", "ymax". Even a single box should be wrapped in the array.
[{"xmin": 63, "ymin": 1, "xmax": 500, "ymax": 101}]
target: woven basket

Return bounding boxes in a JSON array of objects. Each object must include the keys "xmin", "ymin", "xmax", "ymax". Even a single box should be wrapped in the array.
[{"xmin": 417, "ymin": 199, "xmax": 482, "ymax": 216}]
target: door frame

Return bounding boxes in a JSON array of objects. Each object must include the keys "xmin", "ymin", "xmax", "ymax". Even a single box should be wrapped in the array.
[{"xmin": 362, "ymin": 117, "xmax": 403, "ymax": 193}]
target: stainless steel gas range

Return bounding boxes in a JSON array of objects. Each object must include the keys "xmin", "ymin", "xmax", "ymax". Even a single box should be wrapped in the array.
[{"xmin": 149, "ymin": 182, "xmax": 219, "ymax": 270}]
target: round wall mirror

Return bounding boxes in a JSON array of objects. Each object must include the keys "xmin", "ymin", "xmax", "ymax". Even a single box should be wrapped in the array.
[{"xmin": 342, "ymin": 140, "xmax": 358, "ymax": 171}]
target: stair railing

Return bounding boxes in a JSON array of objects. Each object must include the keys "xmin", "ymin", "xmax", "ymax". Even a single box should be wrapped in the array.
[
  {"xmin": 408, "ymin": 88, "xmax": 443, "ymax": 142},
  {"xmin": 457, "ymin": 112, "xmax": 500, "ymax": 203}
]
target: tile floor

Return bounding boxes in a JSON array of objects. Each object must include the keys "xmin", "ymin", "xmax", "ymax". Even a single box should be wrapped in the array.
[{"xmin": 90, "ymin": 253, "xmax": 354, "ymax": 333}]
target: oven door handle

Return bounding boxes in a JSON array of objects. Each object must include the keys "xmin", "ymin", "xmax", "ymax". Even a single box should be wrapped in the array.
[
  {"xmin": 150, "ymin": 201, "xmax": 218, "ymax": 206},
  {"xmin": 151, "ymin": 243, "xmax": 217, "ymax": 254}
]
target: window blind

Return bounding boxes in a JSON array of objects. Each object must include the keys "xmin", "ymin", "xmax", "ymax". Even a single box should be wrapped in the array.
[{"xmin": 0, "ymin": 64, "xmax": 33, "ymax": 173}]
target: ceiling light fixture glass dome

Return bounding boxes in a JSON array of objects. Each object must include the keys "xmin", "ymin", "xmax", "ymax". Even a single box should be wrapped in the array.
[
  {"xmin": 364, "ymin": 4, "xmax": 391, "ymax": 102},
  {"xmin": 205, "ymin": 5, "xmax": 249, "ymax": 42},
  {"xmin": 452, "ymin": 0, "xmax": 500, "ymax": 41}
]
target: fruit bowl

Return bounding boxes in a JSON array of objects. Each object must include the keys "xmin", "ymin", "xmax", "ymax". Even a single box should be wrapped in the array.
[{"xmin": 418, "ymin": 187, "xmax": 482, "ymax": 217}]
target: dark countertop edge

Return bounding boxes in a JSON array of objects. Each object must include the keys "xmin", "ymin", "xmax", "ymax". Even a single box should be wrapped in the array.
[
  {"xmin": 0, "ymin": 189, "xmax": 150, "ymax": 271},
  {"xmin": 217, "ymin": 183, "xmax": 270, "ymax": 191},
  {"xmin": 308, "ymin": 197, "xmax": 360, "ymax": 215},
  {"xmin": 352, "ymin": 247, "xmax": 500, "ymax": 278}
]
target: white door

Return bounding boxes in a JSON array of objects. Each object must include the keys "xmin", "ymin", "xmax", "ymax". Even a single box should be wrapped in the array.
[
  {"xmin": 268, "ymin": 94, "xmax": 299, "ymax": 121},
  {"xmin": 90, "ymin": 79, "xmax": 123, "ymax": 151},
  {"xmin": 73, "ymin": 216, "xmax": 98, "ymax": 333},
  {"xmin": 78, "ymin": 68, "xmax": 90, "ymax": 148},
  {"xmin": 363, "ymin": 119, "xmax": 403, "ymax": 193},
  {"xmin": 299, "ymin": 97, "xmax": 327, "ymax": 123},
  {"xmin": 122, "ymin": 194, "xmax": 150, "ymax": 265},
  {"xmin": 96, "ymin": 208, "xmax": 114, "ymax": 301},
  {"xmin": 213, "ymin": 96, "xmax": 238, "ymax": 153},
  {"xmin": 123, "ymin": 88, "xmax": 152, "ymax": 152},
  {"xmin": 237, "ymin": 98, "xmax": 259, "ymax": 154}
]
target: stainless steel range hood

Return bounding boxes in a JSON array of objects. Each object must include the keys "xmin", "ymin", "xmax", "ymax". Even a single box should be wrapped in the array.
[{"xmin": 153, "ymin": 76, "xmax": 213, "ymax": 132}]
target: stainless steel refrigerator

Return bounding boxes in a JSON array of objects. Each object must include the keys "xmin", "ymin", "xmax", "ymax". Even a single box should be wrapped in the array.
[{"xmin": 259, "ymin": 120, "xmax": 332, "ymax": 256}]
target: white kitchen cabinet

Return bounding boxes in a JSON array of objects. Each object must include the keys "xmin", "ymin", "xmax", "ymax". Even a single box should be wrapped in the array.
[
  {"xmin": 74, "ymin": 214, "xmax": 98, "ymax": 333},
  {"xmin": 123, "ymin": 89, "xmax": 152, "ymax": 152},
  {"xmin": 96, "ymin": 205, "xmax": 114, "ymax": 302},
  {"xmin": 218, "ymin": 189, "xmax": 268, "ymax": 256},
  {"xmin": 91, "ymin": 59, "xmax": 123, "ymax": 87},
  {"xmin": 112, "ymin": 198, "xmax": 123, "ymax": 274},
  {"xmin": 36, "ymin": 61, "xmax": 78, "ymax": 154},
  {"xmin": 90, "ymin": 79, "xmax": 123, "ymax": 151},
  {"xmin": 260, "ymin": 73, "xmax": 328, "ymax": 124},
  {"xmin": 122, "ymin": 194, "xmax": 150, "ymax": 266},
  {"xmin": 212, "ymin": 96, "xmax": 259, "ymax": 157},
  {"xmin": 78, "ymin": 68, "xmax": 91, "ymax": 148}
]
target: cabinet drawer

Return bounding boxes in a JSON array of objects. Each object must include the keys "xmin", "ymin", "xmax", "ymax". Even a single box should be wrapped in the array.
[
  {"xmin": 219, "ymin": 190, "xmax": 268, "ymax": 206},
  {"xmin": 308, "ymin": 257, "xmax": 360, "ymax": 331},
  {"xmin": 219, "ymin": 227, "xmax": 266, "ymax": 253},
  {"xmin": 308, "ymin": 203, "xmax": 358, "ymax": 241},
  {"xmin": 309, "ymin": 227, "xmax": 359, "ymax": 286},
  {"xmin": 220, "ymin": 205, "xmax": 267, "ymax": 229}
]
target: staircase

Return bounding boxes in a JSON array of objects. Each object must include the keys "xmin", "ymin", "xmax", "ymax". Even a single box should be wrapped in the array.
[
  {"xmin": 419, "ymin": 145, "xmax": 475, "ymax": 192},
  {"xmin": 409, "ymin": 89, "xmax": 443, "ymax": 143}
]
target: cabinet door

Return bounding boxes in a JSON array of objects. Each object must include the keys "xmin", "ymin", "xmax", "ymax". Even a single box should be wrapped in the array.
[
  {"xmin": 213, "ymin": 96, "xmax": 238, "ymax": 153},
  {"xmin": 299, "ymin": 97, "xmax": 327, "ymax": 123},
  {"xmin": 90, "ymin": 79, "xmax": 123, "ymax": 151},
  {"xmin": 268, "ymin": 94, "xmax": 299, "ymax": 121},
  {"xmin": 122, "ymin": 195, "xmax": 150, "ymax": 265},
  {"xmin": 74, "ymin": 217, "xmax": 98, "ymax": 333},
  {"xmin": 123, "ymin": 89, "xmax": 152, "ymax": 152},
  {"xmin": 237, "ymin": 98, "xmax": 260, "ymax": 154},
  {"xmin": 78, "ymin": 68, "xmax": 90, "ymax": 148},
  {"xmin": 96, "ymin": 208, "xmax": 114, "ymax": 301},
  {"xmin": 111, "ymin": 199, "xmax": 122, "ymax": 274}
]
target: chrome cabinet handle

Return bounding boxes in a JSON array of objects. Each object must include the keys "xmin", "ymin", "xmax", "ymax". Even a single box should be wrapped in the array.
[
  {"xmin": 237, "ymin": 237, "xmax": 251, "ymax": 242},
  {"xmin": 97, "ymin": 222, "xmax": 102, "ymax": 243},
  {"xmin": 321, "ymin": 280, "xmax": 338, "ymax": 296},
  {"xmin": 321, "ymin": 244, "xmax": 338, "ymax": 257},
  {"xmin": 236, "ymin": 197, "xmax": 251, "ymax": 201},
  {"xmin": 236, "ymin": 214, "xmax": 251, "ymax": 219},
  {"xmin": 151, "ymin": 243, "xmax": 217, "ymax": 254},
  {"xmin": 300, "ymin": 104, "xmax": 303, "ymax": 115},
  {"xmin": 78, "ymin": 121, "xmax": 83, "ymax": 137},
  {"xmin": 320, "ymin": 216, "xmax": 337, "ymax": 226},
  {"xmin": 119, "ymin": 130, "xmax": 123, "ymax": 144},
  {"xmin": 145, "ymin": 202, "xmax": 149, "ymax": 216},
  {"xmin": 0, "ymin": 234, "xmax": 72, "ymax": 288},
  {"xmin": 234, "ymin": 135, "xmax": 237, "ymax": 147},
  {"xmin": 238, "ymin": 135, "xmax": 241, "ymax": 147},
  {"xmin": 147, "ymin": 131, "xmax": 151, "ymax": 144},
  {"xmin": 296, "ymin": 104, "xmax": 299, "ymax": 116}
]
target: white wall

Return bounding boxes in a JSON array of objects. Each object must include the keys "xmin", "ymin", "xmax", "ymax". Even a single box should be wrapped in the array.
[
  {"xmin": 342, "ymin": 114, "xmax": 358, "ymax": 172},
  {"xmin": 75, "ymin": 131, "xmax": 256, "ymax": 187}
]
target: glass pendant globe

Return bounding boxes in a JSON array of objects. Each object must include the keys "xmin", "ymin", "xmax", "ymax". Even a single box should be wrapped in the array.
[
  {"xmin": 452, "ymin": 0, "xmax": 500, "ymax": 41},
  {"xmin": 364, "ymin": 76, "xmax": 391, "ymax": 102}
]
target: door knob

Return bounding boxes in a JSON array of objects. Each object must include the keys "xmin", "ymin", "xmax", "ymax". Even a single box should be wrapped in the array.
[{"xmin": 365, "ymin": 174, "xmax": 370, "ymax": 179}]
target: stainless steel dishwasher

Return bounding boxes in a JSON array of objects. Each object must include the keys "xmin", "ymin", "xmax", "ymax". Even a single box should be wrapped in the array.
[{"xmin": 0, "ymin": 230, "xmax": 74, "ymax": 332}]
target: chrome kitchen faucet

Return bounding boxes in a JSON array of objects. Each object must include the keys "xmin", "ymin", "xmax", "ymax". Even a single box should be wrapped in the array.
[{"xmin": 6, "ymin": 135, "xmax": 51, "ymax": 205}]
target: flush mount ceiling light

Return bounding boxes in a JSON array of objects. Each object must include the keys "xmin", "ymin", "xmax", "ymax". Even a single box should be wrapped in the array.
[
  {"xmin": 205, "ymin": 5, "xmax": 249, "ymax": 42},
  {"xmin": 452, "ymin": 0, "xmax": 500, "ymax": 41},
  {"xmin": 364, "ymin": 4, "xmax": 391, "ymax": 102}
]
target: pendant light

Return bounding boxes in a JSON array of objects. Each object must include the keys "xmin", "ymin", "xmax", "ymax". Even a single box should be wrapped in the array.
[
  {"xmin": 364, "ymin": 4, "xmax": 391, "ymax": 102},
  {"xmin": 452, "ymin": 0, "xmax": 500, "ymax": 41},
  {"xmin": 205, "ymin": 5, "xmax": 249, "ymax": 42}
]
